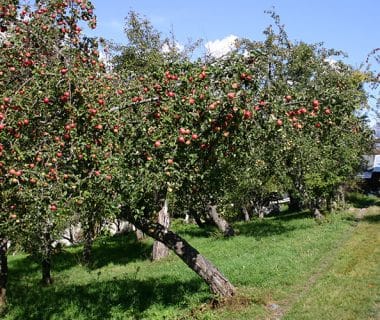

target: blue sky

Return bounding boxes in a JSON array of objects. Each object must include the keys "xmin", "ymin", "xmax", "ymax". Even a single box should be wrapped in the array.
[
  {"xmin": 89, "ymin": 0, "xmax": 379, "ymax": 117},
  {"xmin": 90, "ymin": 0, "xmax": 379, "ymax": 66}
]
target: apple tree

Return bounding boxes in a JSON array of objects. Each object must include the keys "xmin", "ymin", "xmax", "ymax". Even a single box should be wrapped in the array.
[{"xmin": 0, "ymin": 0, "xmax": 124, "ymax": 286}]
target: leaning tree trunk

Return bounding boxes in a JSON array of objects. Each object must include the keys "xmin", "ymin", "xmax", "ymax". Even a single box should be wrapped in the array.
[
  {"xmin": 124, "ymin": 210, "xmax": 236, "ymax": 297},
  {"xmin": 0, "ymin": 239, "xmax": 8, "ymax": 310},
  {"xmin": 152, "ymin": 200, "xmax": 170, "ymax": 261},
  {"xmin": 207, "ymin": 205, "xmax": 234, "ymax": 237}
]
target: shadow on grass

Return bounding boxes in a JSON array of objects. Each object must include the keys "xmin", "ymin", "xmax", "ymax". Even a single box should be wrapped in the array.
[
  {"xmin": 175, "ymin": 224, "xmax": 218, "ymax": 239},
  {"xmin": 9, "ymin": 233, "xmax": 153, "ymax": 276},
  {"xmin": 363, "ymin": 213, "xmax": 380, "ymax": 224},
  {"xmin": 271, "ymin": 210, "xmax": 312, "ymax": 221},
  {"xmin": 346, "ymin": 192, "xmax": 380, "ymax": 208},
  {"xmin": 235, "ymin": 211, "xmax": 313, "ymax": 239},
  {"xmin": 6, "ymin": 275, "xmax": 205, "ymax": 320}
]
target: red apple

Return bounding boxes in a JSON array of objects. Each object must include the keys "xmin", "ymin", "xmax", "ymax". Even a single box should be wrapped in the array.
[
  {"xmin": 227, "ymin": 92, "xmax": 235, "ymax": 99},
  {"xmin": 191, "ymin": 134, "xmax": 198, "ymax": 140}
]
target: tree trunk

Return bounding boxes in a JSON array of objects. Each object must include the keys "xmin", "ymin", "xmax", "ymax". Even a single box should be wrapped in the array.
[
  {"xmin": 242, "ymin": 206, "xmax": 250, "ymax": 222},
  {"xmin": 0, "ymin": 239, "xmax": 8, "ymax": 310},
  {"xmin": 258, "ymin": 209, "xmax": 265, "ymax": 219},
  {"xmin": 288, "ymin": 192, "xmax": 302, "ymax": 212},
  {"xmin": 41, "ymin": 225, "xmax": 53, "ymax": 285},
  {"xmin": 311, "ymin": 198, "xmax": 324, "ymax": 220},
  {"xmin": 82, "ymin": 221, "xmax": 95, "ymax": 265},
  {"xmin": 130, "ymin": 224, "xmax": 145, "ymax": 241},
  {"xmin": 313, "ymin": 208, "xmax": 324, "ymax": 220},
  {"xmin": 41, "ymin": 257, "xmax": 53, "ymax": 285},
  {"xmin": 207, "ymin": 205, "xmax": 234, "ymax": 237},
  {"xmin": 194, "ymin": 215, "xmax": 206, "ymax": 228},
  {"xmin": 123, "ymin": 210, "xmax": 236, "ymax": 297},
  {"xmin": 152, "ymin": 200, "xmax": 170, "ymax": 261}
]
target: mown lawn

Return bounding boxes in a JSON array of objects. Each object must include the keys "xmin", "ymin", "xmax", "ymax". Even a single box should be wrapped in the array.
[{"xmin": 3, "ymin": 206, "xmax": 380, "ymax": 319}]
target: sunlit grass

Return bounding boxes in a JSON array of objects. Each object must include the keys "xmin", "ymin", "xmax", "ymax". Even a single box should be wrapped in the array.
[{"xmin": 3, "ymin": 206, "xmax": 379, "ymax": 319}]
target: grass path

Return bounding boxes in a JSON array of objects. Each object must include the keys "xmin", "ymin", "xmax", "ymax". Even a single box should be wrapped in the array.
[{"xmin": 271, "ymin": 207, "xmax": 380, "ymax": 320}]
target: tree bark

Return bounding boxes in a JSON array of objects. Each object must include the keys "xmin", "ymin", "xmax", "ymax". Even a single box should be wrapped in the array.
[
  {"xmin": 313, "ymin": 208, "xmax": 324, "ymax": 220},
  {"xmin": 82, "ymin": 220, "xmax": 95, "ymax": 265},
  {"xmin": 207, "ymin": 205, "xmax": 234, "ymax": 237},
  {"xmin": 123, "ymin": 210, "xmax": 236, "ymax": 297},
  {"xmin": 41, "ymin": 257, "xmax": 53, "ymax": 285},
  {"xmin": 288, "ymin": 192, "xmax": 303, "ymax": 212},
  {"xmin": 41, "ymin": 225, "xmax": 53, "ymax": 285},
  {"xmin": 242, "ymin": 206, "xmax": 250, "ymax": 222},
  {"xmin": 0, "ymin": 239, "xmax": 8, "ymax": 310},
  {"xmin": 311, "ymin": 198, "xmax": 324, "ymax": 220},
  {"xmin": 152, "ymin": 200, "xmax": 170, "ymax": 261}
]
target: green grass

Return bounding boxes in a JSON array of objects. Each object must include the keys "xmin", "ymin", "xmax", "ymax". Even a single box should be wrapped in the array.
[{"xmin": 2, "ymin": 207, "xmax": 380, "ymax": 319}]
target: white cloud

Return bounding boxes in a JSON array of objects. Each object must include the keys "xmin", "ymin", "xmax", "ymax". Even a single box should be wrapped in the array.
[
  {"xmin": 161, "ymin": 41, "xmax": 184, "ymax": 54},
  {"xmin": 205, "ymin": 35, "xmax": 238, "ymax": 58},
  {"xmin": 324, "ymin": 58, "xmax": 340, "ymax": 70}
]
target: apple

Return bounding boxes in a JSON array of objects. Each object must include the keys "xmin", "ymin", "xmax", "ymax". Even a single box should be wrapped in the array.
[
  {"xmin": 199, "ymin": 71, "xmax": 206, "ymax": 80},
  {"xmin": 167, "ymin": 159, "xmax": 174, "ymax": 165},
  {"xmin": 191, "ymin": 133, "xmax": 198, "ymax": 140},
  {"xmin": 312, "ymin": 99, "xmax": 319, "ymax": 107},
  {"xmin": 276, "ymin": 119, "xmax": 283, "ymax": 126},
  {"xmin": 324, "ymin": 108, "xmax": 331, "ymax": 115},
  {"xmin": 285, "ymin": 95, "xmax": 292, "ymax": 102},
  {"xmin": 227, "ymin": 92, "xmax": 235, "ymax": 99},
  {"xmin": 50, "ymin": 204, "xmax": 57, "ymax": 211},
  {"xmin": 88, "ymin": 108, "xmax": 97, "ymax": 115},
  {"xmin": 243, "ymin": 110, "xmax": 252, "ymax": 119},
  {"xmin": 177, "ymin": 136, "xmax": 185, "ymax": 144},
  {"xmin": 154, "ymin": 140, "xmax": 161, "ymax": 148}
]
